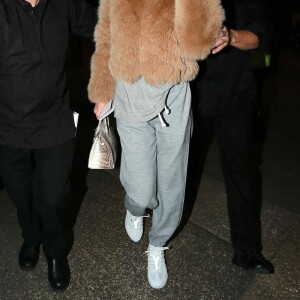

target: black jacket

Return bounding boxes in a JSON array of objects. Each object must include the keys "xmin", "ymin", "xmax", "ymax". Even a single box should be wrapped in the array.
[
  {"xmin": 0, "ymin": 0, "xmax": 96, "ymax": 148},
  {"xmin": 194, "ymin": 0, "xmax": 272, "ymax": 115}
]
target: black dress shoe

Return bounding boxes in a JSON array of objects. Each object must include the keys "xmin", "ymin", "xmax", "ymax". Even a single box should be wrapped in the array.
[
  {"xmin": 18, "ymin": 243, "xmax": 40, "ymax": 271},
  {"xmin": 47, "ymin": 257, "xmax": 70, "ymax": 292},
  {"xmin": 232, "ymin": 250, "xmax": 274, "ymax": 274}
]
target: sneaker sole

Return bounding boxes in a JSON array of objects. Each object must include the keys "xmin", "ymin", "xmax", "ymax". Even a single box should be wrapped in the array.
[{"xmin": 148, "ymin": 278, "xmax": 168, "ymax": 289}]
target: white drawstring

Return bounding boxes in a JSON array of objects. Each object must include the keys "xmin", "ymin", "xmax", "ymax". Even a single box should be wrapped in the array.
[
  {"xmin": 164, "ymin": 104, "xmax": 170, "ymax": 115},
  {"xmin": 158, "ymin": 112, "xmax": 167, "ymax": 127},
  {"xmin": 158, "ymin": 105, "xmax": 171, "ymax": 127}
]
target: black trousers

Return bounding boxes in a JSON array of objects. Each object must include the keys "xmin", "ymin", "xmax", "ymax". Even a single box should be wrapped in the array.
[
  {"xmin": 0, "ymin": 139, "xmax": 74, "ymax": 258},
  {"xmin": 192, "ymin": 96, "xmax": 262, "ymax": 253}
]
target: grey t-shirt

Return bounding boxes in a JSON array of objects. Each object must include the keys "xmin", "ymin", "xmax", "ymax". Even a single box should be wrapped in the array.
[{"xmin": 114, "ymin": 77, "xmax": 175, "ymax": 123}]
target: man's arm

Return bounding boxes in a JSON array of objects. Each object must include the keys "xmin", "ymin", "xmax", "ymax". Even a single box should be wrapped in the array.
[
  {"xmin": 229, "ymin": 29, "xmax": 259, "ymax": 50},
  {"xmin": 212, "ymin": 26, "xmax": 259, "ymax": 54},
  {"xmin": 211, "ymin": 0, "xmax": 272, "ymax": 55},
  {"xmin": 88, "ymin": 0, "xmax": 116, "ymax": 117},
  {"xmin": 68, "ymin": 0, "xmax": 98, "ymax": 41}
]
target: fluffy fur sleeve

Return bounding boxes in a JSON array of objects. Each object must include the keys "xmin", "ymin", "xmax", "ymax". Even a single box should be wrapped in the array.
[
  {"xmin": 88, "ymin": 0, "xmax": 115, "ymax": 104},
  {"xmin": 175, "ymin": 0, "xmax": 225, "ymax": 60}
]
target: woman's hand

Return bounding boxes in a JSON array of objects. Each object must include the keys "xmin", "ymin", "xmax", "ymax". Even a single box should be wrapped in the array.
[{"xmin": 93, "ymin": 102, "xmax": 106, "ymax": 119}]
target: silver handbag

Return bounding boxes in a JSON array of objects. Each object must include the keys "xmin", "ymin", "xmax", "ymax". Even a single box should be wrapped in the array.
[{"xmin": 88, "ymin": 117, "xmax": 117, "ymax": 169}]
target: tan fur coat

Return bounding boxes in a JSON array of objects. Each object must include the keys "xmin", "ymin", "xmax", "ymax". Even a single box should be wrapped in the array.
[{"xmin": 88, "ymin": 0, "xmax": 225, "ymax": 104}]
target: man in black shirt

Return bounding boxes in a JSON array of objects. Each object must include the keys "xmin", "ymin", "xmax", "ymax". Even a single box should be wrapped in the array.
[
  {"xmin": 0, "ymin": 0, "xmax": 96, "ymax": 291},
  {"xmin": 191, "ymin": 0, "xmax": 274, "ymax": 273}
]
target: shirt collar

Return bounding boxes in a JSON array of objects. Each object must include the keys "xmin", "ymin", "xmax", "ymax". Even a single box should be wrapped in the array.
[{"xmin": 14, "ymin": 0, "xmax": 47, "ymax": 16}]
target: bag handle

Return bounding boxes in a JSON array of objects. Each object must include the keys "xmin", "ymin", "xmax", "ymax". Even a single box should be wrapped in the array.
[{"xmin": 95, "ymin": 117, "xmax": 110, "ymax": 138}]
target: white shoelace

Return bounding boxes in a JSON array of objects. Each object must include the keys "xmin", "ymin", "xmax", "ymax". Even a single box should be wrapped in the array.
[
  {"xmin": 130, "ymin": 214, "xmax": 150, "ymax": 230},
  {"xmin": 145, "ymin": 246, "xmax": 169, "ymax": 271}
]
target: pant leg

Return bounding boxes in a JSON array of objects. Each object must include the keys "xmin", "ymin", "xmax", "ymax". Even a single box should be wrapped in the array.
[
  {"xmin": 116, "ymin": 119, "xmax": 157, "ymax": 217},
  {"xmin": 0, "ymin": 178, "xmax": 4, "ymax": 190},
  {"xmin": 0, "ymin": 145, "xmax": 42, "ymax": 246},
  {"xmin": 149, "ymin": 83, "xmax": 192, "ymax": 247},
  {"xmin": 214, "ymin": 98, "xmax": 261, "ymax": 253},
  {"xmin": 33, "ymin": 139, "xmax": 75, "ymax": 258}
]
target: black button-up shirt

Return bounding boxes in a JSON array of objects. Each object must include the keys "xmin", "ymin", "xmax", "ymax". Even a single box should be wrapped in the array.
[{"xmin": 0, "ymin": 0, "xmax": 96, "ymax": 148}]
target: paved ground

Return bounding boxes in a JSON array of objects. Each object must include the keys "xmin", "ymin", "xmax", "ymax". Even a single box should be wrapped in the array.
[{"xmin": 0, "ymin": 46, "xmax": 299, "ymax": 299}]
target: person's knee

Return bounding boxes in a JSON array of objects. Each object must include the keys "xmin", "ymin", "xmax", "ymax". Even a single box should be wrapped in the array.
[{"xmin": 220, "ymin": 150, "xmax": 250, "ymax": 172}]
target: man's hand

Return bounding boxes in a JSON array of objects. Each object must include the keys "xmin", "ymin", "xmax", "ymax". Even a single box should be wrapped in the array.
[
  {"xmin": 93, "ymin": 102, "xmax": 106, "ymax": 119},
  {"xmin": 211, "ymin": 25, "xmax": 231, "ymax": 54}
]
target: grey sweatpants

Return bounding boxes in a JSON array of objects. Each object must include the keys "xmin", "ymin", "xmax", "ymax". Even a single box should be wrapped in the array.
[{"xmin": 116, "ymin": 83, "xmax": 192, "ymax": 247}]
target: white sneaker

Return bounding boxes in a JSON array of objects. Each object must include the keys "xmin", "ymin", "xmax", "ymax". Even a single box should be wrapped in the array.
[
  {"xmin": 125, "ymin": 210, "xmax": 149, "ymax": 242},
  {"xmin": 145, "ymin": 244, "xmax": 169, "ymax": 289}
]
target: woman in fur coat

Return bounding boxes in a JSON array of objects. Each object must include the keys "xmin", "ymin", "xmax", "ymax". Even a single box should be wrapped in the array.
[{"xmin": 88, "ymin": 0, "xmax": 224, "ymax": 289}]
